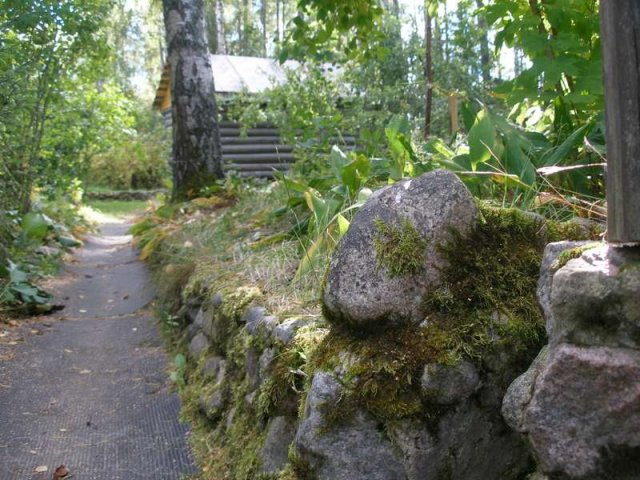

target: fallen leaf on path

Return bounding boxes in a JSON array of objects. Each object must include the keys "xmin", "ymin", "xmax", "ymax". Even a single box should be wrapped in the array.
[
  {"xmin": 8, "ymin": 320, "xmax": 18, "ymax": 327},
  {"xmin": 34, "ymin": 465, "xmax": 48, "ymax": 473},
  {"xmin": 79, "ymin": 369, "xmax": 91, "ymax": 374},
  {"xmin": 63, "ymin": 349, "xmax": 72, "ymax": 354},
  {"xmin": 53, "ymin": 464, "xmax": 70, "ymax": 479}
]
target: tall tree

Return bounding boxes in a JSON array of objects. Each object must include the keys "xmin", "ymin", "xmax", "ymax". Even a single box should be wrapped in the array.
[
  {"xmin": 424, "ymin": 3, "xmax": 433, "ymax": 138},
  {"xmin": 215, "ymin": 0, "xmax": 227, "ymax": 53},
  {"xmin": 162, "ymin": 0, "xmax": 224, "ymax": 200},
  {"xmin": 475, "ymin": 0, "xmax": 490, "ymax": 84}
]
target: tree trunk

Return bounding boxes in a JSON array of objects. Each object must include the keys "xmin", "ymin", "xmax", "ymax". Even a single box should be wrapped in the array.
[
  {"xmin": 216, "ymin": 0, "xmax": 227, "ymax": 54},
  {"xmin": 162, "ymin": 0, "xmax": 224, "ymax": 201},
  {"xmin": 276, "ymin": 0, "xmax": 281, "ymax": 42},
  {"xmin": 261, "ymin": 0, "xmax": 267, "ymax": 56},
  {"xmin": 475, "ymin": 0, "xmax": 490, "ymax": 84},
  {"xmin": 242, "ymin": 0, "xmax": 249, "ymax": 53},
  {"xmin": 424, "ymin": 4, "xmax": 433, "ymax": 138}
]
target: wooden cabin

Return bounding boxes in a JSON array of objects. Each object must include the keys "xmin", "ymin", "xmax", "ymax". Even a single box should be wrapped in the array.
[{"xmin": 153, "ymin": 54, "xmax": 354, "ymax": 177}]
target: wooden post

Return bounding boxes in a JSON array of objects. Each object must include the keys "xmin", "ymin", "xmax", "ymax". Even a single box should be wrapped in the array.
[
  {"xmin": 600, "ymin": 1, "xmax": 640, "ymax": 245},
  {"xmin": 448, "ymin": 93, "xmax": 458, "ymax": 136}
]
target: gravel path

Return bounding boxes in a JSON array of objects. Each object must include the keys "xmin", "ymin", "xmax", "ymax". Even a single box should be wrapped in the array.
[{"xmin": 0, "ymin": 223, "xmax": 198, "ymax": 480}]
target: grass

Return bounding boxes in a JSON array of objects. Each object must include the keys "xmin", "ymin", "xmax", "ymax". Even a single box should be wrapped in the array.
[{"xmin": 84, "ymin": 199, "xmax": 151, "ymax": 217}]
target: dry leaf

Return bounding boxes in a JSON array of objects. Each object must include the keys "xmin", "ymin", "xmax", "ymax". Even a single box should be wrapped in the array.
[
  {"xmin": 34, "ymin": 465, "xmax": 48, "ymax": 473},
  {"xmin": 53, "ymin": 464, "xmax": 70, "ymax": 479},
  {"xmin": 79, "ymin": 369, "xmax": 91, "ymax": 374}
]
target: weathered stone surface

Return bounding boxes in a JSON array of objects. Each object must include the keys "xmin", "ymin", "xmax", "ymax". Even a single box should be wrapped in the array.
[
  {"xmin": 199, "ymin": 387, "xmax": 227, "ymax": 420},
  {"xmin": 241, "ymin": 306, "xmax": 265, "ymax": 326},
  {"xmin": 322, "ymin": 169, "xmax": 478, "ymax": 330},
  {"xmin": 260, "ymin": 416, "xmax": 297, "ymax": 474},
  {"xmin": 550, "ymin": 245, "xmax": 640, "ymax": 348},
  {"xmin": 523, "ymin": 344, "xmax": 640, "ymax": 478},
  {"xmin": 196, "ymin": 307, "xmax": 215, "ymax": 340},
  {"xmin": 244, "ymin": 307, "xmax": 278, "ymax": 339},
  {"xmin": 537, "ymin": 241, "xmax": 590, "ymax": 336},
  {"xmin": 419, "ymin": 360, "xmax": 480, "ymax": 405},
  {"xmin": 188, "ymin": 332, "xmax": 208, "ymax": 360},
  {"xmin": 202, "ymin": 355, "xmax": 226, "ymax": 385},
  {"xmin": 273, "ymin": 317, "xmax": 316, "ymax": 345},
  {"xmin": 259, "ymin": 348, "xmax": 275, "ymax": 381},
  {"xmin": 388, "ymin": 400, "xmax": 532, "ymax": 480},
  {"xmin": 502, "ymin": 346, "xmax": 549, "ymax": 433},
  {"xmin": 211, "ymin": 291, "xmax": 223, "ymax": 308},
  {"xmin": 294, "ymin": 372, "xmax": 405, "ymax": 480},
  {"xmin": 245, "ymin": 346, "xmax": 260, "ymax": 391}
]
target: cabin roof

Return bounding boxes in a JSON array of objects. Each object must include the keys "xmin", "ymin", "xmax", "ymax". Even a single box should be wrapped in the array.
[{"xmin": 152, "ymin": 54, "xmax": 302, "ymax": 111}]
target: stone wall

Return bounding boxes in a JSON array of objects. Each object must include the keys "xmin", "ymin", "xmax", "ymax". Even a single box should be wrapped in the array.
[
  {"xmin": 166, "ymin": 170, "xmax": 602, "ymax": 479},
  {"xmin": 503, "ymin": 244, "xmax": 640, "ymax": 479}
]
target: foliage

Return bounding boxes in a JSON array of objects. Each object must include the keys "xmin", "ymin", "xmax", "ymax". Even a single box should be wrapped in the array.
[
  {"xmin": 0, "ymin": 194, "xmax": 90, "ymax": 315},
  {"xmin": 86, "ymin": 103, "xmax": 171, "ymax": 190}
]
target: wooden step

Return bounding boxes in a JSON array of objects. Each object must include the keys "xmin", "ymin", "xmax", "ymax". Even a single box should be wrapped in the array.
[
  {"xmin": 222, "ymin": 144, "xmax": 293, "ymax": 154},
  {"xmin": 221, "ymin": 136, "xmax": 283, "ymax": 145},
  {"xmin": 223, "ymin": 153, "xmax": 296, "ymax": 163},
  {"xmin": 220, "ymin": 127, "xmax": 279, "ymax": 137},
  {"xmin": 225, "ymin": 163, "xmax": 291, "ymax": 171}
]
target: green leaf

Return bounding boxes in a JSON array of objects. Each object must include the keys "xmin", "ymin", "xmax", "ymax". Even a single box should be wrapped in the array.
[
  {"xmin": 174, "ymin": 353, "xmax": 186, "ymax": 369},
  {"xmin": 542, "ymin": 123, "xmax": 593, "ymax": 167},
  {"xmin": 21, "ymin": 213, "xmax": 52, "ymax": 242},
  {"xmin": 58, "ymin": 236, "xmax": 82, "ymax": 248},
  {"xmin": 468, "ymin": 109, "xmax": 497, "ymax": 167}
]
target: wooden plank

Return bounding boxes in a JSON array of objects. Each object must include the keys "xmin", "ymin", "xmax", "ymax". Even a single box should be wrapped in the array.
[
  {"xmin": 225, "ymin": 163, "xmax": 291, "ymax": 171},
  {"xmin": 223, "ymin": 153, "xmax": 296, "ymax": 163},
  {"xmin": 221, "ymin": 136, "xmax": 284, "ymax": 145},
  {"xmin": 601, "ymin": 1, "xmax": 640, "ymax": 244},
  {"xmin": 222, "ymin": 144, "xmax": 294, "ymax": 154},
  {"xmin": 220, "ymin": 127, "xmax": 280, "ymax": 137}
]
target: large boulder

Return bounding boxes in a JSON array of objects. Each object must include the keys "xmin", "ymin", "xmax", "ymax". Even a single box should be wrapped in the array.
[
  {"xmin": 536, "ymin": 241, "xmax": 591, "ymax": 336},
  {"xmin": 294, "ymin": 372, "xmax": 406, "ymax": 480},
  {"xmin": 550, "ymin": 245, "xmax": 640, "ymax": 348},
  {"xmin": 503, "ymin": 245, "xmax": 640, "ymax": 479},
  {"xmin": 388, "ymin": 401, "xmax": 532, "ymax": 480},
  {"xmin": 524, "ymin": 344, "xmax": 640, "ymax": 478},
  {"xmin": 322, "ymin": 170, "xmax": 478, "ymax": 330},
  {"xmin": 260, "ymin": 416, "xmax": 297, "ymax": 474}
]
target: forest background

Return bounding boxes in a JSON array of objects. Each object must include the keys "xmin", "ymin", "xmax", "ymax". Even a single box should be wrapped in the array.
[{"xmin": 0, "ymin": 0, "xmax": 605, "ymax": 311}]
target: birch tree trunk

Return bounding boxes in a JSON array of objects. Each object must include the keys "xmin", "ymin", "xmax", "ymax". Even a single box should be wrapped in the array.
[
  {"xmin": 216, "ymin": 0, "xmax": 226, "ymax": 54},
  {"xmin": 162, "ymin": 0, "xmax": 224, "ymax": 200}
]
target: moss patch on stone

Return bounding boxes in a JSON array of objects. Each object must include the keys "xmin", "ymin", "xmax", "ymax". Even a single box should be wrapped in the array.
[
  {"xmin": 307, "ymin": 205, "xmax": 566, "ymax": 429},
  {"xmin": 309, "ymin": 324, "xmax": 449, "ymax": 426},
  {"xmin": 552, "ymin": 242, "xmax": 601, "ymax": 270},
  {"xmin": 373, "ymin": 217, "xmax": 427, "ymax": 278}
]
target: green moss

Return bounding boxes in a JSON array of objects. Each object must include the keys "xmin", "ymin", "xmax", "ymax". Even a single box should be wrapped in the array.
[
  {"xmin": 553, "ymin": 242, "xmax": 601, "ymax": 270},
  {"xmin": 547, "ymin": 218, "xmax": 603, "ymax": 242},
  {"xmin": 373, "ymin": 217, "xmax": 427, "ymax": 278},
  {"xmin": 308, "ymin": 205, "xmax": 554, "ymax": 430},
  {"xmin": 308, "ymin": 324, "xmax": 450, "ymax": 427},
  {"xmin": 422, "ymin": 205, "xmax": 549, "ymax": 379}
]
